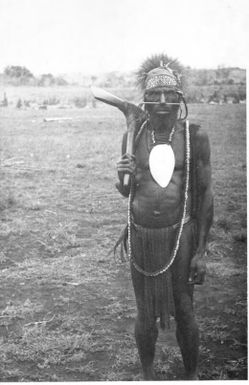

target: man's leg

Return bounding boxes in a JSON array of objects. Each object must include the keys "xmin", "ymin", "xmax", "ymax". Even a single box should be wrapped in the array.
[
  {"xmin": 171, "ymin": 223, "xmax": 199, "ymax": 380},
  {"xmin": 134, "ymin": 311, "xmax": 158, "ymax": 380},
  {"xmin": 131, "ymin": 266, "xmax": 158, "ymax": 380},
  {"xmin": 174, "ymin": 290, "xmax": 199, "ymax": 379}
]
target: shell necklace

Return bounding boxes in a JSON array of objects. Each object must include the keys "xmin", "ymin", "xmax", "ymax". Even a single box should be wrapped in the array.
[{"xmin": 149, "ymin": 125, "xmax": 175, "ymax": 188}]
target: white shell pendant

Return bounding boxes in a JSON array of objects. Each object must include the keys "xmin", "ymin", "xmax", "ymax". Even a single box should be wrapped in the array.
[{"xmin": 149, "ymin": 144, "xmax": 175, "ymax": 188}]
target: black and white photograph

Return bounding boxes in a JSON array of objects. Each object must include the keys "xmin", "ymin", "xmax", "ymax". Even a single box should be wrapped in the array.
[{"xmin": 0, "ymin": 0, "xmax": 247, "ymax": 381}]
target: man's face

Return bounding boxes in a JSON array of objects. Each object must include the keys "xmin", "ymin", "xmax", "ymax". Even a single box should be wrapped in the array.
[{"xmin": 144, "ymin": 88, "xmax": 180, "ymax": 116}]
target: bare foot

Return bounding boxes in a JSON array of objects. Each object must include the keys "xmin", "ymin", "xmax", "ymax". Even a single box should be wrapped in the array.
[
  {"xmin": 185, "ymin": 372, "xmax": 199, "ymax": 380},
  {"xmin": 143, "ymin": 366, "xmax": 157, "ymax": 381}
]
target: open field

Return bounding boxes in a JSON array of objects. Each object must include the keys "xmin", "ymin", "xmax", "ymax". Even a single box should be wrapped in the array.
[
  {"xmin": 0, "ymin": 101, "xmax": 247, "ymax": 380},
  {"xmin": 0, "ymin": 85, "xmax": 92, "ymax": 105},
  {"xmin": 1, "ymin": 83, "xmax": 246, "ymax": 107}
]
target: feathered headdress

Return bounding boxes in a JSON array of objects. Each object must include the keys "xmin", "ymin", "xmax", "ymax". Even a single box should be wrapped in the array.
[{"xmin": 137, "ymin": 53, "xmax": 184, "ymax": 93}]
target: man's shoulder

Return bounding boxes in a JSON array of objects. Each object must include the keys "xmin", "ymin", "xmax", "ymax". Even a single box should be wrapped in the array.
[{"xmin": 178, "ymin": 121, "xmax": 207, "ymax": 135}]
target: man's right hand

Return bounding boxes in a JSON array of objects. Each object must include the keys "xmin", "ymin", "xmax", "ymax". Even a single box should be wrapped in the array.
[{"xmin": 117, "ymin": 154, "xmax": 136, "ymax": 178}]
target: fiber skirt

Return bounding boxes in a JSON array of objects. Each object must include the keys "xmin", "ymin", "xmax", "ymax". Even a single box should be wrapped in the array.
[{"xmin": 130, "ymin": 219, "xmax": 196, "ymax": 329}]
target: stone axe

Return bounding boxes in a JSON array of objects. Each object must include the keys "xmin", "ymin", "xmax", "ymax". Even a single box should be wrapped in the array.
[{"xmin": 91, "ymin": 86, "xmax": 145, "ymax": 186}]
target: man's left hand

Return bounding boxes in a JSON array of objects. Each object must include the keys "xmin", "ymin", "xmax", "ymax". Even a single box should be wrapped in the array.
[{"xmin": 188, "ymin": 252, "xmax": 207, "ymax": 285}]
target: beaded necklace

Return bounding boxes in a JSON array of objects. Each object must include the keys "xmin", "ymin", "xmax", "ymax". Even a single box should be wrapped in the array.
[
  {"xmin": 151, "ymin": 125, "xmax": 175, "ymax": 145},
  {"xmin": 127, "ymin": 120, "xmax": 190, "ymax": 277}
]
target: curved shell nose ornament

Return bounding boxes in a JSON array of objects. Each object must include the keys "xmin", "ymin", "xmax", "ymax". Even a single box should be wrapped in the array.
[{"xmin": 149, "ymin": 144, "xmax": 175, "ymax": 188}]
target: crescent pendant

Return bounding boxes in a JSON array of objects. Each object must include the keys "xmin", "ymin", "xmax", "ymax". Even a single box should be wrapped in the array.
[{"xmin": 149, "ymin": 144, "xmax": 175, "ymax": 188}]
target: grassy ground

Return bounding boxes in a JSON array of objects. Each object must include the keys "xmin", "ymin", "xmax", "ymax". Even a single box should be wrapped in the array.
[{"xmin": 0, "ymin": 102, "xmax": 247, "ymax": 381}]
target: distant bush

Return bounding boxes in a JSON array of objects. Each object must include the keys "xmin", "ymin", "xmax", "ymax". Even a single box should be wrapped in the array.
[
  {"xmin": 43, "ymin": 97, "xmax": 60, "ymax": 106},
  {"xmin": 16, "ymin": 98, "xmax": 22, "ymax": 108},
  {"xmin": 72, "ymin": 96, "xmax": 87, "ymax": 108}
]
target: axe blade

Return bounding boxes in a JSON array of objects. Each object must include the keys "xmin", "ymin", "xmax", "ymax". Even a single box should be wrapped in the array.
[{"xmin": 91, "ymin": 86, "xmax": 127, "ymax": 113}]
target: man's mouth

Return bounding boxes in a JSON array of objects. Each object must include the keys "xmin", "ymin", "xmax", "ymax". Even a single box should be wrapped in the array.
[{"xmin": 155, "ymin": 108, "xmax": 170, "ymax": 114}]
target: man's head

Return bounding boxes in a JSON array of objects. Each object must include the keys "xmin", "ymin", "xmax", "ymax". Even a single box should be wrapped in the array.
[
  {"xmin": 144, "ymin": 62, "xmax": 182, "ymax": 118},
  {"xmin": 137, "ymin": 55, "xmax": 187, "ymax": 120}
]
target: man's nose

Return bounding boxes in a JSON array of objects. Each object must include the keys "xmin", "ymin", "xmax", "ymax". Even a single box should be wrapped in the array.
[{"xmin": 160, "ymin": 92, "xmax": 166, "ymax": 104}]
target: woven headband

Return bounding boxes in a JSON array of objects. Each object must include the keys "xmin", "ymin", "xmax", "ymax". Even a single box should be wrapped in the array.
[
  {"xmin": 145, "ymin": 74, "xmax": 178, "ymax": 90},
  {"xmin": 145, "ymin": 65, "xmax": 182, "ymax": 92}
]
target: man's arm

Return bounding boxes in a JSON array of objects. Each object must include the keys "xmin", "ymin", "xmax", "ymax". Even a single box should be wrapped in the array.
[{"xmin": 189, "ymin": 128, "xmax": 214, "ymax": 284}]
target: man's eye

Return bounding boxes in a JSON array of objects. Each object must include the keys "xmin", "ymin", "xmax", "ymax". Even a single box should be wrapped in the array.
[
  {"xmin": 147, "ymin": 92, "xmax": 158, "ymax": 99},
  {"xmin": 166, "ymin": 96, "xmax": 179, "ymax": 103}
]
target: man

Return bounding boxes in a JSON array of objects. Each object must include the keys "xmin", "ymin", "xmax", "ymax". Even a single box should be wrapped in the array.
[{"xmin": 116, "ymin": 56, "xmax": 213, "ymax": 380}]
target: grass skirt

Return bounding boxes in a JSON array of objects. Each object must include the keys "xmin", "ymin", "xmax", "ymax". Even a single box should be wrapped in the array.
[{"xmin": 130, "ymin": 222, "xmax": 179, "ymax": 329}]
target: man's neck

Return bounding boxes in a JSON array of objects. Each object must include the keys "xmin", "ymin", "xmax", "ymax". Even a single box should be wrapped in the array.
[{"xmin": 148, "ymin": 113, "xmax": 178, "ymax": 133}]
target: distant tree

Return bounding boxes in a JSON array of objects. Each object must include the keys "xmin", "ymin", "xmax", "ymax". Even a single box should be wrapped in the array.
[
  {"xmin": 38, "ymin": 74, "xmax": 55, "ymax": 86},
  {"xmin": 216, "ymin": 67, "xmax": 230, "ymax": 84},
  {"xmin": 196, "ymin": 70, "xmax": 209, "ymax": 86},
  {"xmin": 4, "ymin": 65, "xmax": 34, "ymax": 79},
  {"xmin": 38, "ymin": 74, "xmax": 67, "ymax": 86},
  {"xmin": 54, "ymin": 76, "xmax": 68, "ymax": 86}
]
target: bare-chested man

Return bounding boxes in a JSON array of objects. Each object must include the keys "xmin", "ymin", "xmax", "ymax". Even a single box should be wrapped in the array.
[{"xmin": 116, "ymin": 57, "xmax": 213, "ymax": 380}]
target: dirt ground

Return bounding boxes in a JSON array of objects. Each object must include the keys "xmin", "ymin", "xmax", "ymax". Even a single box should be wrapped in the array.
[{"xmin": 0, "ymin": 103, "xmax": 247, "ymax": 381}]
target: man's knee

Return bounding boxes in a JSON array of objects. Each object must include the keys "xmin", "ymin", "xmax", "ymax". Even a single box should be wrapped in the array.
[
  {"xmin": 135, "ymin": 314, "xmax": 158, "ymax": 338},
  {"xmin": 174, "ymin": 296, "xmax": 195, "ymax": 325}
]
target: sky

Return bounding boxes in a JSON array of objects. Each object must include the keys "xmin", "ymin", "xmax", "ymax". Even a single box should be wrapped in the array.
[{"xmin": 0, "ymin": 0, "xmax": 248, "ymax": 75}]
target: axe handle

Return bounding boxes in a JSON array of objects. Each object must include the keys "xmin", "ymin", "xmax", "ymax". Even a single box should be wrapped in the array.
[{"xmin": 123, "ymin": 125, "xmax": 135, "ymax": 187}]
